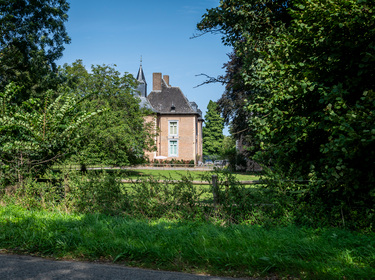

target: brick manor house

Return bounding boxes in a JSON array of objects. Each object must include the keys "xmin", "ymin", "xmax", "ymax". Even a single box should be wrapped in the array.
[{"xmin": 135, "ymin": 63, "xmax": 204, "ymax": 164}]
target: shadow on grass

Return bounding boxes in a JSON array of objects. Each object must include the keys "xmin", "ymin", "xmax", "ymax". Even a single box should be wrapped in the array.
[{"xmin": 0, "ymin": 205, "xmax": 374, "ymax": 280}]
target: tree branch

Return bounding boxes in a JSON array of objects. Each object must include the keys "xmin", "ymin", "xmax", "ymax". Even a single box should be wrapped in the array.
[{"xmin": 194, "ymin": 73, "xmax": 227, "ymax": 88}]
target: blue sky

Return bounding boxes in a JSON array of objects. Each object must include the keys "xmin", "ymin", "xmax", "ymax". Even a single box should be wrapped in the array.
[{"xmin": 57, "ymin": 0, "xmax": 232, "ymax": 134}]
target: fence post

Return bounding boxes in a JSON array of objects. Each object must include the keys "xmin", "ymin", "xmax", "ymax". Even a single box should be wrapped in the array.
[{"xmin": 212, "ymin": 175, "xmax": 219, "ymax": 206}]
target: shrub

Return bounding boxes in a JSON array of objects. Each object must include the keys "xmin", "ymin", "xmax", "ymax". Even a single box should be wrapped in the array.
[
  {"xmin": 128, "ymin": 173, "xmax": 206, "ymax": 219},
  {"xmin": 66, "ymin": 171, "xmax": 127, "ymax": 214}
]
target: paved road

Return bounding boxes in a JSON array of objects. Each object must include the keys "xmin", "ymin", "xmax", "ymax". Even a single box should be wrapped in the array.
[{"xmin": 0, "ymin": 254, "xmax": 241, "ymax": 280}]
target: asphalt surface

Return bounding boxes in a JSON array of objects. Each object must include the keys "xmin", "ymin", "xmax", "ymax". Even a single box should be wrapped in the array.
[{"xmin": 0, "ymin": 254, "xmax": 239, "ymax": 280}]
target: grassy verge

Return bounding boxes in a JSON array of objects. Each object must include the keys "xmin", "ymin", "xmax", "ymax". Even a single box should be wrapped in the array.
[{"xmin": 0, "ymin": 204, "xmax": 374, "ymax": 279}]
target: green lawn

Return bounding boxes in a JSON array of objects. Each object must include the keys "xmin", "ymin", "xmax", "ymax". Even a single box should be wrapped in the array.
[
  {"xmin": 50, "ymin": 167, "xmax": 261, "ymax": 204},
  {"xmin": 118, "ymin": 169, "xmax": 260, "ymax": 181},
  {"xmin": 107, "ymin": 169, "xmax": 260, "ymax": 201},
  {"xmin": 0, "ymin": 205, "xmax": 374, "ymax": 280},
  {"xmin": 56, "ymin": 164, "xmax": 261, "ymax": 181}
]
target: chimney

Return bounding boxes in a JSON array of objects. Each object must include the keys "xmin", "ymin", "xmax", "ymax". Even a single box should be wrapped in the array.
[
  {"xmin": 153, "ymin": 72, "xmax": 162, "ymax": 91},
  {"xmin": 163, "ymin": 75, "xmax": 169, "ymax": 86}
]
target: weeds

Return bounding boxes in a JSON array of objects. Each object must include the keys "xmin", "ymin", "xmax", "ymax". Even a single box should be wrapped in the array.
[
  {"xmin": 66, "ymin": 170, "xmax": 127, "ymax": 214},
  {"xmin": 1, "ymin": 169, "xmax": 374, "ymax": 279},
  {"xmin": 0, "ymin": 205, "xmax": 374, "ymax": 279}
]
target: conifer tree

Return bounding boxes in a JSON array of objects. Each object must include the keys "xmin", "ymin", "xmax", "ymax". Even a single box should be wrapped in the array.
[{"xmin": 203, "ymin": 100, "xmax": 224, "ymax": 156}]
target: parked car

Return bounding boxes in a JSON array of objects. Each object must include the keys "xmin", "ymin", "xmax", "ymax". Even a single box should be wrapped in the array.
[
  {"xmin": 205, "ymin": 160, "xmax": 213, "ymax": 165},
  {"xmin": 214, "ymin": 160, "xmax": 224, "ymax": 166},
  {"xmin": 214, "ymin": 160, "xmax": 229, "ymax": 166}
]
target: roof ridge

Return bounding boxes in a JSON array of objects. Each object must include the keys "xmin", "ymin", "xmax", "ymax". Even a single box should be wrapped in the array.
[
  {"xmin": 161, "ymin": 78, "xmax": 170, "ymax": 89},
  {"xmin": 174, "ymin": 86, "xmax": 195, "ymax": 112}
]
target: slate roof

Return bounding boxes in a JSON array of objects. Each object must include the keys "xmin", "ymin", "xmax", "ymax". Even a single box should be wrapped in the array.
[
  {"xmin": 139, "ymin": 96, "xmax": 157, "ymax": 112},
  {"xmin": 135, "ymin": 63, "xmax": 147, "ymax": 97},
  {"xmin": 147, "ymin": 79, "xmax": 200, "ymax": 115},
  {"xmin": 136, "ymin": 64, "xmax": 146, "ymax": 82}
]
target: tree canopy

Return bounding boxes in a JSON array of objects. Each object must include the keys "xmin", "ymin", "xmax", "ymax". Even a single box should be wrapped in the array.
[
  {"xmin": 198, "ymin": 0, "xmax": 375, "ymax": 227},
  {"xmin": 216, "ymin": 52, "xmax": 256, "ymax": 146},
  {"xmin": 59, "ymin": 60, "xmax": 156, "ymax": 167},
  {"xmin": 0, "ymin": 2, "xmax": 155, "ymax": 185},
  {"xmin": 0, "ymin": 0, "xmax": 70, "ymax": 101}
]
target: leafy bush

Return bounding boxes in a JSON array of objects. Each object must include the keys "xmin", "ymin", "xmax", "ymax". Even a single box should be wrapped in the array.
[
  {"xmin": 1, "ymin": 170, "xmax": 127, "ymax": 215},
  {"xmin": 2, "ymin": 167, "xmax": 372, "ymax": 231},
  {"xmin": 1, "ymin": 178, "xmax": 61, "ymax": 210},
  {"xmin": 128, "ymin": 173, "xmax": 206, "ymax": 219},
  {"xmin": 259, "ymin": 166, "xmax": 375, "ymax": 230},
  {"xmin": 0, "ymin": 83, "xmax": 104, "ymax": 185},
  {"xmin": 66, "ymin": 171, "xmax": 127, "ymax": 215}
]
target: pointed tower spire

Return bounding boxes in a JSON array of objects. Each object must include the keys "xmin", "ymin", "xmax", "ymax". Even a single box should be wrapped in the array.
[{"xmin": 136, "ymin": 56, "xmax": 147, "ymax": 97}]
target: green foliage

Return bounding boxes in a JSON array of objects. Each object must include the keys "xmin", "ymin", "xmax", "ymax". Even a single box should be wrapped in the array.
[
  {"xmin": 217, "ymin": 52, "xmax": 255, "ymax": 144},
  {"xmin": 0, "ymin": 0, "xmax": 71, "ymax": 101},
  {"xmin": 1, "ymin": 168, "xmax": 374, "ymax": 278},
  {"xmin": 220, "ymin": 135, "xmax": 235, "ymax": 156},
  {"xmin": 129, "ymin": 173, "xmax": 206, "ymax": 219},
  {"xmin": 59, "ymin": 60, "xmax": 156, "ymax": 167},
  {"xmin": 0, "ymin": 83, "xmax": 103, "ymax": 185},
  {"xmin": 0, "ymin": 167, "xmax": 268, "ymax": 225},
  {"xmin": 202, "ymin": 100, "xmax": 224, "ymax": 156},
  {"xmin": 198, "ymin": 0, "xmax": 375, "ymax": 229},
  {"xmin": 66, "ymin": 171, "xmax": 127, "ymax": 214},
  {"xmin": 219, "ymin": 135, "xmax": 239, "ymax": 170}
]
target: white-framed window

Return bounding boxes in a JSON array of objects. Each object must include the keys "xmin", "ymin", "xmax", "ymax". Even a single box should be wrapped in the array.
[
  {"xmin": 168, "ymin": 140, "xmax": 178, "ymax": 157},
  {"xmin": 168, "ymin": 120, "xmax": 178, "ymax": 136}
]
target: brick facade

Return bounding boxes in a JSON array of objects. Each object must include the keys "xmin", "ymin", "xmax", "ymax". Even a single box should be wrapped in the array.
[
  {"xmin": 139, "ymin": 69, "xmax": 203, "ymax": 164},
  {"xmin": 144, "ymin": 113, "xmax": 203, "ymax": 163}
]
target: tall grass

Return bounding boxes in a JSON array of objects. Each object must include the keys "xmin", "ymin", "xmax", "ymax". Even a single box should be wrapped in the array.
[
  {"xmin": 1, "ymin": 170, "xmax": 374, "ymax": 279},
  {"xmin": 0, "ymin": 205, "xmax": 374, "ymax": 279},
  {"xmin": 0, "ymin": 170, "xmax": 267, "ymax": 223}
]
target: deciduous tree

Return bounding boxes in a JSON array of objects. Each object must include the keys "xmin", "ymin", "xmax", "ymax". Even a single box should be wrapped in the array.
[
  {"xmin": 0, "ymin": 0, "xmax": 70, "ymax": 101},
  {"xmin": 59, "ymin": 60, "xmax": 156, "ymax": 167},
  {"xmin": 0, "ymin": 83, "xmax": 102, "ymax": 185},
  {"xmin": 198, "ymin": 0, "xmax": 375, "ymax": 227}
]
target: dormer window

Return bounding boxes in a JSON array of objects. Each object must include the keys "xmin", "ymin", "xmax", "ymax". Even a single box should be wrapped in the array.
[{"xmin": 171, "ymin": 103, "xmax": 176, "ymax": 112}]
